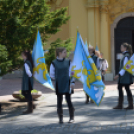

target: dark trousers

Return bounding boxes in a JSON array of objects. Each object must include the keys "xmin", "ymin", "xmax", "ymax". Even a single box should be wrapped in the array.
[
  {"xmin": 22, "ymin": 90, "xmax": 33, "ymax": 102},
  {"xmin": 22, "ymin": 79, "xmax": 33, "ymax": 102},
  {"xmin": 57, "ymin": 94, "xmax": 73, "ymax": 109},
  {"xmin": 85, "ymin": 94, "xmax": 89, "ymax": 99},
  {"xmin": 118, "ymin": 84, "xmax": 132, "ymax": 98},
  {"xmin": 102, "ymin": 75, "xmax": 105, "ymax": 82}
]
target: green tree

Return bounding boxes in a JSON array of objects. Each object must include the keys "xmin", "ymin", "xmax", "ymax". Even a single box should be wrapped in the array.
[
  {"xmin": 0, "ymin": 45, "xmax": 12, "ymax": 75},
  {"xmin": 45, "ymin": 38, "xmax": 72, "ymax": 70},
  {"xmin": 0, "ymin": 0, "xmax": 72, "ymax": 76}
]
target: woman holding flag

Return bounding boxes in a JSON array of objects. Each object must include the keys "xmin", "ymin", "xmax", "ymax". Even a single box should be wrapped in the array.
[
  {"xmin": 50, "ymin": 47, "xmax": 75, "ymax": 124},
  {"xmin": 114, "ymin": 43, "xmax": 133, "ymax": 109},
  {"xmin": 21, "ymin": 51, "xmax": 35, "ymax": 114},
  {"xmin": 85, "ymin": 46, "xmax": 100, "ymax": 104}
]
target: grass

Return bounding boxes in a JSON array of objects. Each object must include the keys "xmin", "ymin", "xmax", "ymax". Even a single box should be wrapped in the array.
[{"xmin": 17, "ymin": 89, "xmax": 38, "ymax": 99}]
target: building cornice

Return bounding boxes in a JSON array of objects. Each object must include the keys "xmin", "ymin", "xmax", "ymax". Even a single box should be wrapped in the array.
[{"xmin": 86, "ymin": 0, "xmax": 109, "ymax": 8}]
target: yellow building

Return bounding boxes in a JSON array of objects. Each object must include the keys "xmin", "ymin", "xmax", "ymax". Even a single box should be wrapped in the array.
[{"xmin": 48, "ymin": 0, "xmax": 134, "ymax": 81}]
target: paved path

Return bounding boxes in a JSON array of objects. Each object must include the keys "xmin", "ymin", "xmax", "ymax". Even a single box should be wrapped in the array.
[
  {"xmin": 1, "ymin": 85, "xmax": 134, "ymax": 133},
  {"xmin": 0, "ymin": 78, "xmax": 118, "ymax": 96}
]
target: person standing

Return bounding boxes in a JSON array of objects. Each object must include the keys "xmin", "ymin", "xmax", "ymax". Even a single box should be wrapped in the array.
[
  {"xmin": 21, "ymin": 51, "xmax": 35, "ymax": 114},
  {"xmin": 114, "ymin": 43, "xmax": 133, "ymax": 109},
  {"xmin": 50, "ymin": 47, "xmax": 75, "ymax": 124},
  {"xmin": 95, "ymin": 51, "xmax": 108, "ymax": 82},
  {"xmin": 85, "ymin": 46, "xmax": 100, "ymax": 104},
  {"xmin": 100, "ymin": 52, "xmax": 108, "ymax": 82}
]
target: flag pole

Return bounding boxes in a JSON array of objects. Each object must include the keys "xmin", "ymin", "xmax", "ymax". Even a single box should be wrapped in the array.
[
  {"xmin": 75, "ymin": 26, "xmax": 79, "ymax": 51},
  {"xmin": 77, "ymin": 26, "xmax": 79, "ymax": 32}
]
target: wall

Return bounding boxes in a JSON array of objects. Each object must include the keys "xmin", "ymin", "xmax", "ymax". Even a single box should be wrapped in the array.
[
  {"xmin": 45, "ymin": 0, "xmax": 69, "ymax": 49},
  {"xmin": 69, "ymin": 0, "xmax": 88, "ymax": 49},
  {"xmin": 109, "ymin": 0, "xmax": 134, "ymax": 24}
]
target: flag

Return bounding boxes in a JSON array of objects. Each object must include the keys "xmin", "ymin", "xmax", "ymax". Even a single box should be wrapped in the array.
[
  {"xmin": 89, "ymin": 43, "xmax": 92, "ymax": 47},
  {"xmin": 123, "ymin": 54, "xmax": 134, "ymax": 76},
  {"xmin": 85, "ymin": 40, "xmax": 88, "ymax": 50},
  {"xmin": 32, "ymin": 31, "xmax": 54, "ymax": 90},
  {"xmin": 71, "ymin": 32, "xmax": 105, "ymax": 106},
  {"xmin": 95, "ymin": 45, "xmax": 99, "ymax": 51}
]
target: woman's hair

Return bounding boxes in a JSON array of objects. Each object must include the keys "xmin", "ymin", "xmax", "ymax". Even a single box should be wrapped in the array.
[
  {"xmin": 122, "ymin": 43, "xmax": 133, "ymax": 56},
  {"xmin": 56, "ymin": 47, "xmax": 66, "ymax": 57},
  {"xmin": 88, "ymin": 46, "xmax": 95, "ymax": 54},
  {"xmin": 22, "ymin": 51, "xmax": 34, "ymax": 69}
]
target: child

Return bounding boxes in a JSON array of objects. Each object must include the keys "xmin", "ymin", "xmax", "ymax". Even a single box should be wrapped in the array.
[
  {"xmin": 114, "ymin": 43, "xmax": 133, "ymax": 109},
  {"xmin": 100, "ymin": 52, "xmax": 108, "ymax": 82},
  {"xmin": 21, "ymin": 51, "xmax": 35, "ymax": 114},
  {"xmin": 85, "ymin": 46, "xmax": 100, "ymax": 104},
  {"xmin": 50, "ymin": 47, "xmax": 75, "ymax": 124},
  {"xmin": 95, "ymin": 51, "xmax": 108, "ymax": 82}
]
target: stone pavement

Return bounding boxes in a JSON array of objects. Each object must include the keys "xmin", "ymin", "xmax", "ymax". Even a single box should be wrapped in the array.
[
  {"xmin": 1, "ymin": 84, "xmax": 134, "ymax": 133},
  {"xmin": 0, "ymin": 78, "xmax": 117, "ymax": 96}
]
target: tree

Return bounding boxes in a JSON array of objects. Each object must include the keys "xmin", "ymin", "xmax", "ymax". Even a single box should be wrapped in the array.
[
  {"xmin": 45, "ymin": 38, "xmax": 73, "ymax": 70},
  {"xmin": 0, "ymin": 0, "xmax": 72, "ymax": 76},
  {"xmin": 0, "ymin": 45, "xmax": 12, "ymax": 75}
]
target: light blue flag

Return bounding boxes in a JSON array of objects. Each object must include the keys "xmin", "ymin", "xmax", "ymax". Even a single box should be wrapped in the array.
[
  {"xmin": 32, "ymin": 31, "xmax": 54, "ymax": 90},
  {"xmin": 85, "ymin": 40, "xmax": 88, "ymax": 50},
  {"xmin": 95, "ymin": 45, "xmax": 99, "ymax": 51},
  {"xmin": 71, "ymin": 32, "xmax": 105, "ymax": 106}
]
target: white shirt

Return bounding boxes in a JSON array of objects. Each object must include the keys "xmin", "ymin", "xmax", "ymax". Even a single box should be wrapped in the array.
[
  {"xmin": 50, "ymin": 57, "xmax": 75, "ymax": 84},
  {"xmin": 105, "ymin": 60, "xmax": 108, "ymax": 69},
  {"xmin": 99, "ymin": 58, "xmax": 109, "ymax": 71},
  {"xmin": 24, "ymin": 63, "xmax": 32, "ymax": 77},
  {"xmin": 119, "ymin": 51, "xmax": 128, "ymax": 76}
]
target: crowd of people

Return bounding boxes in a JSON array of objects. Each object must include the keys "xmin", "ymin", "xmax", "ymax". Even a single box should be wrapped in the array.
[{"xmin": 1, "ymin": 42, "xmax": 134, "ymax": 124}]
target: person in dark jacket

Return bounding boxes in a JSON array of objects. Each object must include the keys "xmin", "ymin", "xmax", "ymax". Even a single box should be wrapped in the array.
[
  {"xmin": 114, "ymin": 43, "xmax": 133, "ymax": 109},
  {"xmin": 21, "ymin": 51, "xmax": 35, "ymax": 114},
  {"xmin": 85, "ymin": 46, "xmax": 100, "ymax": 104},
  {"xmin": 50, "ymin": 47, "xmax": 75, "ymax": 124}
]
